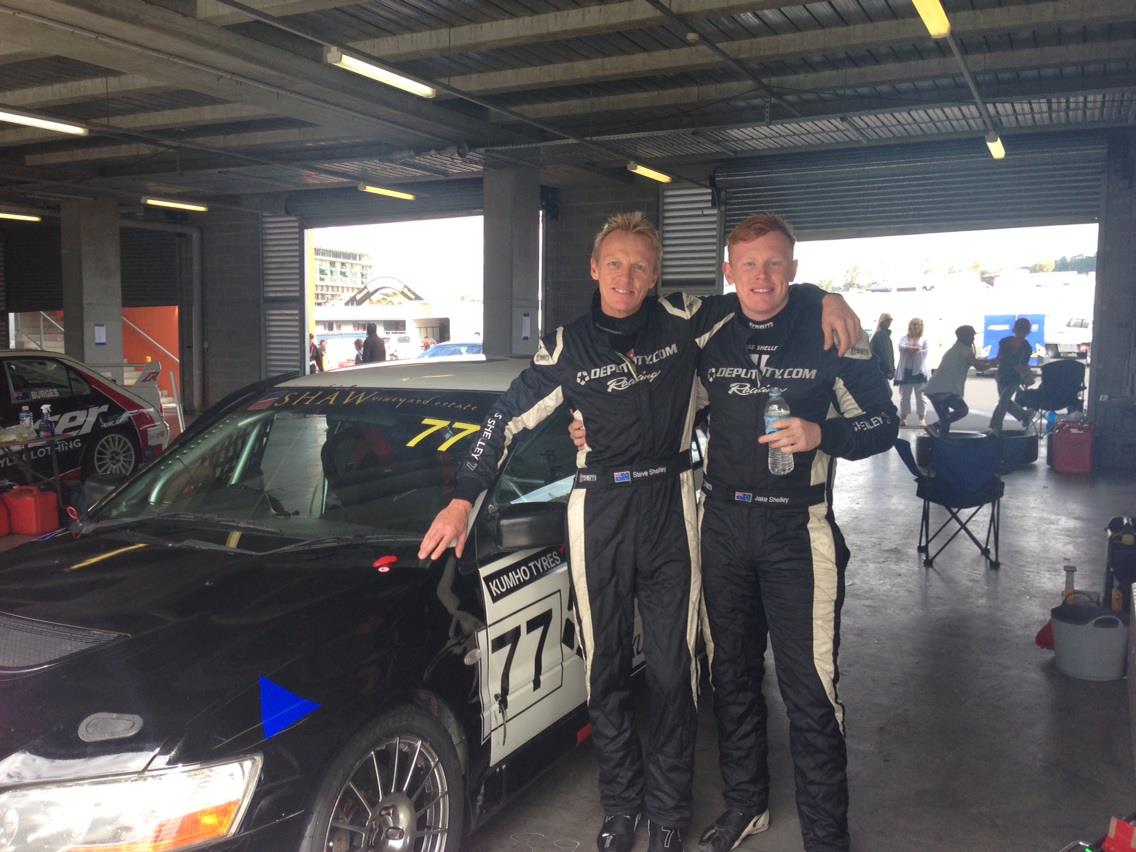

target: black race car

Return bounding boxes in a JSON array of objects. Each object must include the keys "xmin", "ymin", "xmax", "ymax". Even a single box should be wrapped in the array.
[
  {"xmin": 0, "ymin": 350, "xmax": 170, "ymax": 483},
  {"xmin": 0, "ymin": 359, "xmax": 644, "ymax": 851}
]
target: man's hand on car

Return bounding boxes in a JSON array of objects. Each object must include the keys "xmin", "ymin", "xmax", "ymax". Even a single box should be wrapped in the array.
[
  {"xmin": 418, "ymin": 498, "xmax": 473, "ymax": 560},
  {"xmin": 821, "ymin": 294, "xmax": 863, "ymax": 357},
  {"xmin": 759, "ymin": 417, "xmax": 822, "ymax": 454}
]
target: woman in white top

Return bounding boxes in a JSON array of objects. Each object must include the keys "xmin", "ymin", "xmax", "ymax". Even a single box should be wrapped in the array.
[{"xmin": 895, "ymin": 317, "xmax": 928, "ymax": 426}]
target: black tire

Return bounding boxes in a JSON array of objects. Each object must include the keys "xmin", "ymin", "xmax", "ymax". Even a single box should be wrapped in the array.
[
  {"xmin": 83, "ymin": 428, "xmax": 139, "ymax": 478},
  {"xmin": 300, "ymin": 707, "xmax": 465, "ymax": 852}
]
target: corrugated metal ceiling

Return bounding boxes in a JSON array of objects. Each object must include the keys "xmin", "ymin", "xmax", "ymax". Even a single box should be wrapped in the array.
[{"xmin": 0, "ymin": 0, "xmax": 1129, "ymax": 207}]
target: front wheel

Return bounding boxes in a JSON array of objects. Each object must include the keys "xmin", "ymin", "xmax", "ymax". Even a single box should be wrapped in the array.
[{"xmin": 301, "ymin": 708, "xmax": 465, "ymax": 852}]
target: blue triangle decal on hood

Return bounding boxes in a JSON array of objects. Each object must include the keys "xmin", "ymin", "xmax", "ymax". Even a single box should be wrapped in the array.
[{"xmin": 259, "ymin": 676, "xmax": 320, "ymax": 739}]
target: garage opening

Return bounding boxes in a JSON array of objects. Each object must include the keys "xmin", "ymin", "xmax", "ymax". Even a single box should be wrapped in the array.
[
  {"xmin": 719, "ymin": 221, "xmax": 1098, "ymax": 433},
  {"xmin": 793, "ymin": 223, "xmax": 1098, "ymax": 370},
  {"xmin": 305, "ymin": 216, "xmax": 484, "ymax": 370}
]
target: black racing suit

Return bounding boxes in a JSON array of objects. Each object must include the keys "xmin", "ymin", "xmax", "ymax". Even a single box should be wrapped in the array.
[
  {"xmin": 454, "ymin": 286, "xmax": 824, "ymax": 828},
  {"xmin": 697, "ymin": 295, "xmax": 897, "ymax": 851}
]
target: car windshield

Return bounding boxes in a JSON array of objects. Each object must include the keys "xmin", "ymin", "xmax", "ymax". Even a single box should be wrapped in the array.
[{"xmin": 93, "ymin": 386, "xmax": 497, "ymax": 542}]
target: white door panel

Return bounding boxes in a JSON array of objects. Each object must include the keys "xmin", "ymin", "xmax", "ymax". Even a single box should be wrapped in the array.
[{"xmin": 476, "ymin": 546, "xmax": 586, "ymax": 764}]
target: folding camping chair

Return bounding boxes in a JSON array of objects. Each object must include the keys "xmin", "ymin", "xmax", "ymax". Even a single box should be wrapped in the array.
[
  {"xmin": 1016, "ymin": 358, "xmax": 1086, "ymax": 419},
  {"xmin": 895, "ymin": 434, "xmax": 1005, "ymax": 569}
]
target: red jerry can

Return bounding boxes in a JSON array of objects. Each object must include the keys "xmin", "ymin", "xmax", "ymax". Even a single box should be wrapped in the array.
[
  {"xmin": 1051, "ymin": 421, "xmax": 1095, "ymax": 474},
  {"xmin": 0, "ymin": 499, "xmax": 9, "ymax": 536},
  {"xmin": 1, "ymin": 486, "xmax": 59, "ymax": 536}
]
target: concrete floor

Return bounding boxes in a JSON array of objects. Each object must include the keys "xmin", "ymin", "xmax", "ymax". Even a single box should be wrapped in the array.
[{"xmin": 469, "ymin": 431, "xmax": 1134, "ymax": 851}]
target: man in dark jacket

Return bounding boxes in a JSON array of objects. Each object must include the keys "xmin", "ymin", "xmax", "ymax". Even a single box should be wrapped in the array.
[
  {"xmin": 361, "ymin": 323, "xmax": 386, "ymax": 363},
  {"xmin": 870, "ymin": 312, "xmax": 895, "ymax": 380},
  {"xmin": 419, "ymin": 212, "xmax": 861, "ymax": 852},
  {"xmin": 695, "ymin": 214, "xmax": 898, "ymax": 852}
]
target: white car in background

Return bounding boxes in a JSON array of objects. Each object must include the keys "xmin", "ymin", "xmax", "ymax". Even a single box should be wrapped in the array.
[
  {"xmin": 1045, "ymin": 317, "xmax": 1092, "ymax": 362},
  {"xmin": 382, "ymin": 333, "xmax": 417, "ymax": 360},
  {"xmin": 420, "ymin": 341, "xmax": 483, "ymax": 360}
]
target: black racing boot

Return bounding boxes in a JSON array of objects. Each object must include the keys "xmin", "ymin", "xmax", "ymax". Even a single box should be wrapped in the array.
[
  {"xmin": 646, "ymin": 819, "xmax": 685, "ymax": 851},
  {"xmin": 597, "ymin": 813, "xmax": 640, "ymax": 852},
  {"xmin": 697, "ymin": 809, "xmax": 770, "ymax": 852}
]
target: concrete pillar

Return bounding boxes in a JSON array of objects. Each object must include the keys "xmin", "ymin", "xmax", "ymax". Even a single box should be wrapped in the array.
[
  {"xmin": 483, "ymin": 167, "xmax": 541, "ymax": 356},
  {"xmin": 1091, "ymin": 132, "xmax": 1136, "ymax": 405},
  {"xmin": 61, "ymin": 198, "xmax": 122, "ymax": 367}
]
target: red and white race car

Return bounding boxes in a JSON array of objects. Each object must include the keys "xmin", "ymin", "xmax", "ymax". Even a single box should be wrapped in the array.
[{"xmin": 0, "ymin": 350, "xmax": 169, "ymax": 482}]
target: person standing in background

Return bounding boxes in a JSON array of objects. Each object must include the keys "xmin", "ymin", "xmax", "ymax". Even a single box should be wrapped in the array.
[
  {"xmin": 308, "ymin": 333, "xmax": 322, "ymax": 374},
  {"xmin": 362, "ymin": 323, "xmax": 387, "ymax": 363},
  {"xmin": 354, "ymin": 338, "xmax": 365, "ymax": 365},
  {"xmin": 895, "ymin": 317, "xmax": 928, "ymax": 427},
  {"xmin": 870, "ymin": 313, "xmax": 895, "ymax": 381}
]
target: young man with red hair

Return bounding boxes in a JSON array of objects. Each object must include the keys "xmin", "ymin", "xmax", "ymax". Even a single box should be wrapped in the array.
[{"xmin": 695, "ymin": 213, "xmax": 896, "ymax": 852}]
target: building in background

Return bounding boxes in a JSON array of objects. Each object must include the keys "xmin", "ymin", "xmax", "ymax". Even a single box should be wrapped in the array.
[{"xmin": 313, "ymin": 247, "xmax": 373, "ymax": 305}]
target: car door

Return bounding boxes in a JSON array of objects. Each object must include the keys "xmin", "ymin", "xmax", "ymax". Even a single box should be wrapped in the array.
[
  {"xmin": 470, "ymin": 407, "xmax": 586, "ymax": 766},
  {"xmin": 1, "ymin": 355, "xmax": 90, "ymax": 478}
]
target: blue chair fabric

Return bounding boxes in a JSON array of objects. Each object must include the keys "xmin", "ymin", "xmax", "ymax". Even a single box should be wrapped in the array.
[{"xmin": 894, "ymin": 434, "xmax": 1004, "ymax": 569}]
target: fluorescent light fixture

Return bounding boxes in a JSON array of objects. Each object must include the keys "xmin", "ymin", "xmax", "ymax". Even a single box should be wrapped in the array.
[
  {"xmin": 142, "ymin": 196, "xmax": 209, "ymax": 212},
  {"xmin": 325, "ymin": 47, "xmax": 436, "ymax": 99},
  {"xmin": 0, "ymin": 211, "xmax": 42, "ymax": 222},
  {"xmin": 0, "ymin": 107, "xmax": 88, "ymax": 136},
  {"xmin": 358, "ymin": 183, "xmax": 416, "ymax": 201},
  {"xmin": 912, "ymin": 0, "xmax": 951, "ymax": 38},
  {"xmin": 985, "ymin": 133, "xmax": 1006, "ymax": 160},
  {"xmin": 627, "ymin": 161, "xmax": 672, "ymax": 184}
]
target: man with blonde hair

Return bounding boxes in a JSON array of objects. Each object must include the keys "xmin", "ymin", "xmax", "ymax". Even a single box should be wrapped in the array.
[{"xmin": 420, "ymin": 211, "xmax": 860, "ymax": 852}]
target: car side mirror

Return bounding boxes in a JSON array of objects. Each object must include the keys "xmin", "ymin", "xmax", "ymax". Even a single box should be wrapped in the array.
[{"xmin": 496, "ymin": 502, "xmax": 566, "ymax": 551}]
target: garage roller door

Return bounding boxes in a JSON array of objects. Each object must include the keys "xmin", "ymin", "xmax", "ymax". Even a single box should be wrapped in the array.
[
  {"xmin": 716, "ymin": 135, "xmax": 1107, "ymax": 239},
  {"xmin": 660, "ymin": 186, "xmax": 720, "ymax": 293},
  {"xmin": 261, "ymin": 214, "xmax": 305, "ymax": 379}
]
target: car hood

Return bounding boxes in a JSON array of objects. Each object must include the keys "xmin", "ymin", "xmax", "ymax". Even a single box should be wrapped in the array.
[{"xmin": 0, "ymin": 530, "xmax": 429, "ymax": 787}]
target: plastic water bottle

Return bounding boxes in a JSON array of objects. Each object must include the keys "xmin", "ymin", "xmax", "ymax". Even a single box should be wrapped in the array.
[
  {"xmin": 18, "ymin": 405, "xmax": 33, "ymax": 437},
  {"xmin": 764, "ymin": 388, "xmax": 794, "ymax": 476}
]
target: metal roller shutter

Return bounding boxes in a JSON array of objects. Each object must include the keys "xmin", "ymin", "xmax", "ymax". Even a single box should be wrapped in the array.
[
  {"xmin": 261, "ymin": 214, "xmax": 305, "ymax": 378},
  {"xmin": 286, "ymin": 179, "xmax": 483, "ymax": 229},
  {"xmin": 660, "ymin": 186, "xmax": 721, "ymax": 294},
  {"xmin": 0, "ymin": 240, "xmax": 7, "ymax": 350},
  {"xmin": 717, "ymin": 135, "xmax": 1107, "ymax": 239},
  {"xmin": 1, "ymin": 225, "xmax": 61, "ymax": 312},
  {"xmin": 121, "ymin": 228, "xmax": 179, "ymax": 307}
]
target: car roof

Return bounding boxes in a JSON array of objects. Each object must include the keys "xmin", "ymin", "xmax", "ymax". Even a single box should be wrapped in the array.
[{"xmin": 280, "ymin": 356, "xmax": 527, "ymax": 394}]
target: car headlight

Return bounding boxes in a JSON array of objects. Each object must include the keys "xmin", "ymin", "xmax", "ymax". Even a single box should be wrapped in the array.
[{"xmin": 0, "ymin": 755, "xmax": 260, "ymax": 852}]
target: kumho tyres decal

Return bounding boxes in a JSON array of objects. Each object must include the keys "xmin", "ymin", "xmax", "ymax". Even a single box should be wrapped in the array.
[
  {"xmin": 475, "ymin": 547, "xmax": 585, "ymax": 765},
  {"xmin": 482, "ymin": 547, "xmax": 563, "ymax": 604}
]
